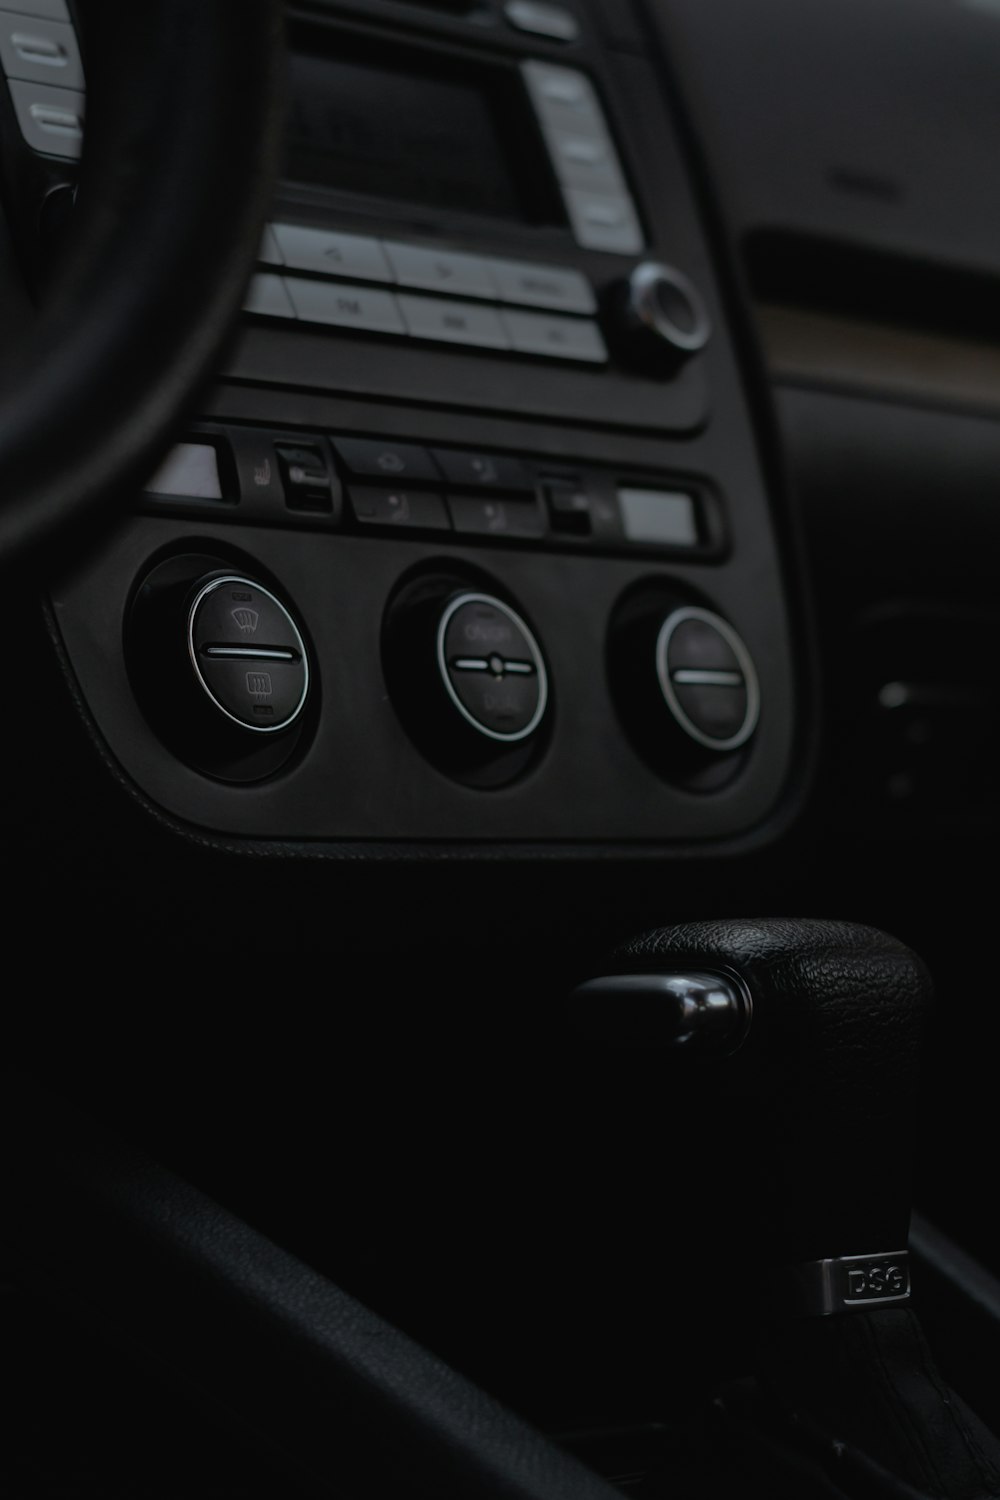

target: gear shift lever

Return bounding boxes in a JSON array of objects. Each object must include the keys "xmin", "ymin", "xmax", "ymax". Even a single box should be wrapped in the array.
[
  {"xmin": 577, "ymin": 919, "xmax": 927, "ymax": 1284},
  {"xmin": 573, "ymin": 919, "xmax": 1000, "ymax": 1498}
]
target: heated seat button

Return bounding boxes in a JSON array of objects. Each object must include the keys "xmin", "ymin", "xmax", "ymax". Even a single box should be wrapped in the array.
[
  {"xmin": 274, "ymin": 443, "xmax": 337, "ymax": 513},
  {"xmin": 439, "ymin": 594, "xmax": 548, "ymax": 742},
  {"xmin": 544, "ymin": 479, "xmax": 591, "ymax": 535},
  {"xmin": 188, "ymin": 576, "xmax": 309, "ymax": 733}
]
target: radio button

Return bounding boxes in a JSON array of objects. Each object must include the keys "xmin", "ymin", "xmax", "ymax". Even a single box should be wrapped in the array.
[
  {"xmin": 505, "ymin": 2, "xmax": 580, "ymax": 42},
  {"xmin": 334, "ymin": 437, "xmax": 440, "ymax": 484},
  {"xmin": 547, "ymin": 125, "xmax": 624, "ymax": 194},
  {"xmin": 565, "ymin": 188, "xmax": 643, "ymax": 254},
  {"xmin": 522, "ymin": 61, "xmax": 603, "ymax": 132},
  {"xmin": 382, "ymin": 241, "xmax": 498, "ymax": 300},
  {"xmin": 0, "ymin": 15, "xmax": 83, "ymax": 91},
  {"xmin": 257, "ymin": 225, "xmax": 284, "ymax": 266},
  {"xmin": 502, "ymin": 310, "xmax": 608, "ymax": 363},
  {"xmin": 8, "ymin": 77, "xmax": 83, "ymax": 158},
  {"xmin": 398, "ymin": 294, "xmax": 510, "ymax": 350},
  {"xmin": 488, "ymin": 257, "xmax": 595, "ymax": 314},
  {"xmin": 272, "ymin": 224, "xmax": 392, "ymax": 282},
  {"xmin": 0, "ymin": 1, "xmax": 69, "ymax": 19},
  {"xmin": 243, "ymin": 273, "xmax": 296, "ymax": 319},
  {"xmin": 285, "ymin": 277, "xmax": 406, "ymax": 335}
]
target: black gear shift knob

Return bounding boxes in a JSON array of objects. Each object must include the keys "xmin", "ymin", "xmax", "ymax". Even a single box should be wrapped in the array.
[
  {"xmin": 580, "ymin": 919, "xmax": 932, "ymax": 1293},
  {"xmin": 574, "ymin": 921, "xmax": 1000, "ymax": 1495}
]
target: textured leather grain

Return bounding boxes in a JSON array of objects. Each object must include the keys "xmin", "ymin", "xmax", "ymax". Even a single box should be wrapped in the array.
[
  {"xmin": 612, "ymin": 920, "xmax": 933, "ymax": 1261},
  {"xmin": 0, "ymin": 1, "xmax": 284, "ymax": 564},
  {"xmin": 4, "ymin": 1077, "xmax": 623, "ymax": 1500}
]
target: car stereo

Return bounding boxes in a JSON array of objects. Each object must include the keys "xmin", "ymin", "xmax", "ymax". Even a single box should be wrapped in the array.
[
  {"xmin": 36, "ymin": 0, "xmax": 803, "ymax": 848},
  {"xmin": 237, "ymin": 1, "xmax": 714, "ymax": 434}
]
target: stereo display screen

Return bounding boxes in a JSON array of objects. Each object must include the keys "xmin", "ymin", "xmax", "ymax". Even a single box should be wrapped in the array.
[{"xmin": 285, "ymin": 39, "xmax": 564, "ymax": 227}]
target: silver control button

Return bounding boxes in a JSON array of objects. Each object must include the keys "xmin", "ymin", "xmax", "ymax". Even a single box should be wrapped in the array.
[
  {"xmin": 257, "ymin": 225, "xmax": 284, "ymax": 266},
  {"xmin": 621, "ymin": 261, "xmax": 712, "ymax": 357},
  {"xmin": 272, "ymin": 223, "xmax": 392, "ymax": 283},
  {"xmin": 522, "ymin": 60, "xmax": 603, "ymax": 131},
  {"xmin": 0, "ymin": 15, "xmax": 82, "ymax": 90},
  {"xmin": 488, "ymin": 257, "xmax": 595, "ymax": 314},
  {"xmin": 565, "ymin": 187, "xmax": 643, "ymax": 254},
  {"xmin": 545, "ymin": 123, "xmax": 624, "ymax": 193},
  {"xmin": 501, "ymin": 310, "xmax": 608, "ymax": 363},
  {"xmin": 0, "ymin": 0, "xmax": 69, "ymax": 19},
  {"xmin": 522, "ymin": 62, "xmax": 643, "ymax": 255},
  {"xmin": 7, "ymin": 77, "xmax": 83, "ymax": 157},
  {"xmin": 382, "ymin": 241, "xmax": 498, "ymax": 300},
  {"xmin": 243, "ymin": 274, "xmax": 296, "ymax": 319},
  {"xmin": 285, "ymin": 277, "xmax": 406, "ymax": 335},
  {"xmin": 505, "ymin": 2, "xmax": 580, "ymax": 42},
  {"xmin": 398, "ymin": 294, "xmax": 510, "ymax": 350}
]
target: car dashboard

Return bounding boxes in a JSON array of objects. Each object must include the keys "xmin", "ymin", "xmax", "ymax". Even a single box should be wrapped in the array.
[{"xmin": 4, "ymin": 2, "xmax": 1000, "ymax": 1497}]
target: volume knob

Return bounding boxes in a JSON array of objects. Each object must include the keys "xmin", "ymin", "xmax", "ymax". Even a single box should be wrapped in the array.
[{"xmin": 617, "ymin": 261, "xmax": 711, "ymax": 369}]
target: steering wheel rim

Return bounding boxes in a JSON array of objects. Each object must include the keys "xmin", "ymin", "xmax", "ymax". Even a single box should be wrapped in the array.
[{"xmin": 0, "ymin": 0, "xmax": 285, "ymax": 564}]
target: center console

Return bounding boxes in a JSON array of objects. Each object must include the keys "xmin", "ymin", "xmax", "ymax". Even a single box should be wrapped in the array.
[{"xmin": 38, "ymin": 0, "xmax": 801, "ymax": 848}]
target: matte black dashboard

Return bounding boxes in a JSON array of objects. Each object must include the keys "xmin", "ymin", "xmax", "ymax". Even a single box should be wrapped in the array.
[{"xmin": 41, "ymin": 0, "xmax": 804, "ymax": 853}]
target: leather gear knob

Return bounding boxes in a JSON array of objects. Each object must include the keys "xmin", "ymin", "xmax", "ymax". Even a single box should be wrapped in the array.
[{"xmin": 610, "ymin": 918, "xmax": 932, "ymax": 1265}]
